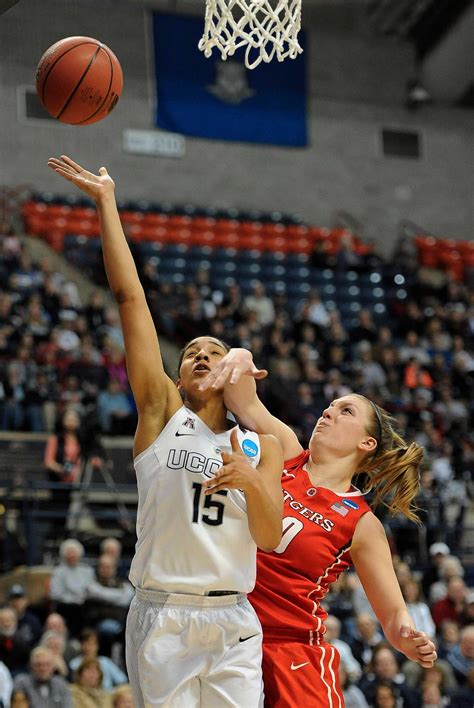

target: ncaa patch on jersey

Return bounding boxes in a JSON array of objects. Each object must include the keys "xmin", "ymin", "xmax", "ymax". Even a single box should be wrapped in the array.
[
  {"xmin": 342, "ymin": 499, "xmax": 359, "ymax": 510},
  {"xmin": 242, "ymin": 439, "xmax": 258, "ymax": 457}
]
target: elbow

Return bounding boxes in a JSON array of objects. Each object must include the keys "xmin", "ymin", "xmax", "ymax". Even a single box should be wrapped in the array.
[
  {"xmin": 113, "ymin": 287, "xmax": 143, "ymax": 305},
  {"xmin": 257, "ymin": 530, "xmax": 282, "ymax": 553}
]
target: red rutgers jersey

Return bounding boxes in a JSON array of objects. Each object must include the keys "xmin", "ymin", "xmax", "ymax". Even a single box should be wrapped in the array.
[{"xmin": 250, "ymin": 449, "xmax": 371, "ymax": 638}]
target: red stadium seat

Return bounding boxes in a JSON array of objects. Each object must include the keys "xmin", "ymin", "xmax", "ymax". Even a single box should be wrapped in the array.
[
  {"xmin": 214, "ymin": 232, "xmax": 240, "ymax": 248},
  {"xmin": 239, "ymin": 221, "xmax": 264, "ymax": 236},
  {"xmin": 190, "ymin": 230, "xmax": 216, "ymax": 247},
  {"xmin": 192, "ymin": 216, "xmax": 217, "ymax": 231},
  {"xmin": 286, "ymin": 225, "xmax": 309, "ymax": 239},
  {"xmin": 307, "ymin": 226, "xmax": 330, "ymax": 241},
  {"xmin": 168, "ymin": 214, "xmax": 193, "ymax": 228},
  {"xmin": 120, "ymin": 210, "xmax": 146, "ymax": 226},
  {"xmin": 214, "ymin": 218, "xmax": 239, "ymax": 233},
  {"xmin": 237, "ymin": 235, "xmax": 264, "ymax": 251},
  {"xmin": 261, "ymin": 223, "xmax": 286, "ymax": 239}
]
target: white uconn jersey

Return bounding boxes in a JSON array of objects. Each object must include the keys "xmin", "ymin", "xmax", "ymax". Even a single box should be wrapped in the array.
[{"xmin": 129, "ymin": 406, "xmax": 261, "ymax": 595}]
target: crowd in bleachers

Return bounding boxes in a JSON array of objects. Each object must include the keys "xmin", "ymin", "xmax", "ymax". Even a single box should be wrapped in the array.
[
  {"xmin": 0, "ymin": 537, "xmax": 134, "ymax": 707},
  {"xmin": 0, "ymin": 204, "xmax": 473, "ymax": 706},
  {"xmin": 0, "ymin": 536, "xmax": 473, "ymax": 706}
]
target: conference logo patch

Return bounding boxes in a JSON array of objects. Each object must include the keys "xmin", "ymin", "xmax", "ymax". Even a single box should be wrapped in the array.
[
  {"xmin": 342, "ymin": 499, "xmax": 359, "ymax": 510},
  {"xmin": 242, "ymin": 439, "xmax": 258, "ymax": 457}
]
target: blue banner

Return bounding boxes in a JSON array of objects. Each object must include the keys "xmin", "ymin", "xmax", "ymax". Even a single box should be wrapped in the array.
[{"xmin": 152, "ymin": 13, "xmax": 307, "ymax": 146}]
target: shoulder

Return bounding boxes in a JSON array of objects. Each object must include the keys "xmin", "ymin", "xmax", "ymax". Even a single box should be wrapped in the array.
[
  {"xmin": 257, "ymin": 433, "xmax": 284, "ymax": 465},
  {"xmin": 13, "ymin": 673, "xmax": 31, "ymax": 688},
  {"xmin": 351, "ymin": 511, "xmax": 387, "ymax": 551}
]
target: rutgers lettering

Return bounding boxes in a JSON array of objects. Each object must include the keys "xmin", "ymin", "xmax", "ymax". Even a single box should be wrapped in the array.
[{"xmin": 283, "ymin": 489, "xmax": 335, "ymax": 533}]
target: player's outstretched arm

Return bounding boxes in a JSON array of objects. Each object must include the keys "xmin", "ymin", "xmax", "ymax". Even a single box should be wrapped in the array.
[
  {"xmin": 202, "ymin": 429, "xmax": 284, "ymax": 551},
  {"xmin": 48, "ymin": 156, "xmax": 181, "ymax": 446},
  {"xmin": 200, "ymin": 348, "xmax": 302, "ymax": 460},
  {"xmin": 351, "ymin": 513, "xmax": 437, "ymax": 668}
]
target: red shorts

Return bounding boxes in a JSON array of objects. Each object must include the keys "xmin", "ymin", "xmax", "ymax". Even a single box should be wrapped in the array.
[{"xmin": 262, "ymin": 640, "xmax": 344, "ymax": 708}]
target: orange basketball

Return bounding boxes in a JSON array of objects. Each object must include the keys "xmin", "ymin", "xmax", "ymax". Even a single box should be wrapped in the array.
[{"xmin": 36, "ymin": 36, "xmax": 123, "ymax": 125}]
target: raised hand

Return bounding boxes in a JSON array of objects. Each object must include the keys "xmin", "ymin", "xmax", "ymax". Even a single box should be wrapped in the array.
[
  {"xmin": 202, "ymin": 427, "xmax": 260, "ymax": 495},
  {"xmin": 199, "ymin": 348, "xmax": 267, "ymax": 392},
  {"xmin": 398, "ymin": 625, "xmax": 437, "ymax": 668},
  {"xmin": 47, "ymin": 155, "xmax": 115, "ymax": 202}
]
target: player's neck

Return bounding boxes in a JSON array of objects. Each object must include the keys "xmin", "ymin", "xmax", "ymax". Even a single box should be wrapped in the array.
[
  {"xmin": 305, "ymin": 457, "xmax": 354, "ymax": 494},
  {"xmin": 184, "ymin": 397, "xmax": 230, "ymax": 434}
]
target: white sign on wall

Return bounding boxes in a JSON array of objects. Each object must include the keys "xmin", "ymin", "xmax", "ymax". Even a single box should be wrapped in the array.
[{"xmin": 123, "ymin": 129, "xmax": 185, "ymax": 158}]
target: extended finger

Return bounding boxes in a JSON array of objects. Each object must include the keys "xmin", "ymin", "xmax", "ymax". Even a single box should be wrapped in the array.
[
  {"xmin": 229, "ymin": 367, "xmax": 244, "ymax": 385},
  {"xmin": 210, "ymin": 366, "xmax": 233, "ymax": 390},
  {"xmin": 61, "ymin": 155, "xmax": 84, "ymax": 173},
  {"xmin": 48, "ymin": 166, "xmax": 76, "ymax": 181},
  {"xmin": 204, "ymin": 476, "xmax": 232, "ymax": 493},
  {"xmin": 230, "ymin": 427, "xmax": 243, "ymax": 453},
  {"xmin": 199, "ymin": 370, "xmax": 220, "ymax": 391},
  {"xmin": 202, "ymin": 468, "xmax": 224, "ymax": 487},
  {"xmin": 252, "ymin": 367, "xmax": 268, "ymax": 380},
  {"xmin": 411, "ymin": 635, "xmax": 431, "ymax": 648}
]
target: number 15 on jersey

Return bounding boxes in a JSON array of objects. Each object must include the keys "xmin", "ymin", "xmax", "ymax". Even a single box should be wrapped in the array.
[{"xmin": 192, "ymin": 482, "xmax": 228, "ymax": 526}]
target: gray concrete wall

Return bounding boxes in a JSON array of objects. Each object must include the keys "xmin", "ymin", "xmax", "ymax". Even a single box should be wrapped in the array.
[{"xmin": 0, "ymin": 0, "xmax": 472, "ymax": 255}]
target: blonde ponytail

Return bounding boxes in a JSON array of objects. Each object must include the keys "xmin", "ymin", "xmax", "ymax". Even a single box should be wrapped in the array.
[{"xmin": 355, "ymin": 396, "xmax": 424, "ymax": 522}]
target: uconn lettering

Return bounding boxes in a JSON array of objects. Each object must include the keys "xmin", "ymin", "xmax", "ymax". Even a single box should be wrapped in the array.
[
  {"xmin": 283, "ymin": 489, "xmax": 335, "ymax": 533},
  {"xmin": 167, "ymin": 448, "xmax": 221, "ymax": 479}
]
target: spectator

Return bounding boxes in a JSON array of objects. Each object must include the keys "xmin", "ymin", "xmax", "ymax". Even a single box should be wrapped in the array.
[
  {"xmin": 44, "ymin": 408, "xmax": 83, "ymax": 519},
  {"xmin": 96, "ymin": 379, "xmax": 135, "ymax": 435},
  {"xmin": 84, "ymin": 290, "xmax": 106, "ymax": 331},
  {"xmin": 84, "ymin": 554, "xmax": 133, "ymax": 656},
  {"xmin": 69, "ymin": 630, "xmax": 127, "ymax": 693},
  {"xmin": 461, "ymin": 591, "xmax": 474, "ymax": 626},
  {"xmin": 339, "ymin": 661, "xmax": 368, "ymax": 708},
  {"xmin": 402, "ymin": 659, "xmax": 457, "ymax": 697},
  {"xmin": 421, "ymin": 542, "xmax": 450, "ymax": 598},
  {"xmin": 437, "ymin": 619, "xmax": 461, "ymax": 661},
  {"xmin": 39, "ymin": 632, "xmax": 68, "ymax": 678},
  {"xmin": 43, "ymin": 613, "xmax": 81, "ymax": 664},
  {"xmin": 431, "ymin": 576, "xmax": 468, "ymax": 629},
  {"xmin": 13, "ymin": 647, "xmax": 72, "ymax": 708},
  {"xmin": 399, "ymin": 331, "xmax": 431, "ymax": 366},
  {"xmin": 349, "ymin": 612, "xmax": 383, "ymax": 668},
  {"xmin": 295, "ymin": 289, "xmax": 330, "ymax": 329},
  {"xmin": 0, "ymin": 608, "xmax": 30, "ymax": 676},
  {"xmin": 6, "ymin": 586, "xmax": 41, "ymax": 648},
  {"xmin": 324, "ymin": 615, "xmax": 362, "ymax": 681},
  {"xmin": 49, "ymin": 539, "xmax": 95, "ymax": 637},
  {"xmin": 449, "ymin": 666, "xmax": 474, "ymax": 708},
  {"xmin": 354, "ymin": 343, "xmax": 387, "ymax": 391},
  {"xmin": 0, "ymin": 660, "xmax": 12, "ymax": 708},
  {"xmin": 100, "ymin": 538, "xmax": 128, "ymax": 579},
  {"xmin": 372, "ymin": 680, "xmax": 400, "ymax": 708},
  {"xmin": 323, "ymin": 369, "xmax": 351, "ymax": 404},
  {"xmin": 429, "ymin": 555, "xmax": 464, "ymax": 604},
  {"xmin": 1, "ymin": 369, "xmax": 26, "ymax": 431},
  {"xmin": 400, "ymin": 578, "xmax": 435, "ymax": 638},
  {"xmin": 357, "ymin": 643, "xmax": 419, "ymax": 708},
  {"xmin": 112, "ymin": 683, "xmax": 134, "ymax": 708},
  {"xmin": 70, "ymin": 658, "xmax": 112, "ymax": 708},
  {"xmin": 243, "ymin": 281, "xmax": 275, "ymax": 327},
  {"xmin": 447, "ymin": 625, "xmax": 474, "ymax": 685},
  {"xmin": 350, "ymin": 309, "xmax": 378, "ymax": 345}
]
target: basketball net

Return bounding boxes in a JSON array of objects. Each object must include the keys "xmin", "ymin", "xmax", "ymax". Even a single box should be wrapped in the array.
[{"xmin": 198, "ymin": 0, "xmax": 303, "ymax": 70}]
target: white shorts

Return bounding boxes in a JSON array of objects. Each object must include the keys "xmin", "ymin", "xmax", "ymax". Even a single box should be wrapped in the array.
[{"xmin": 125, "ymin": 588, "xmax": 264, "ymax": 707}]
